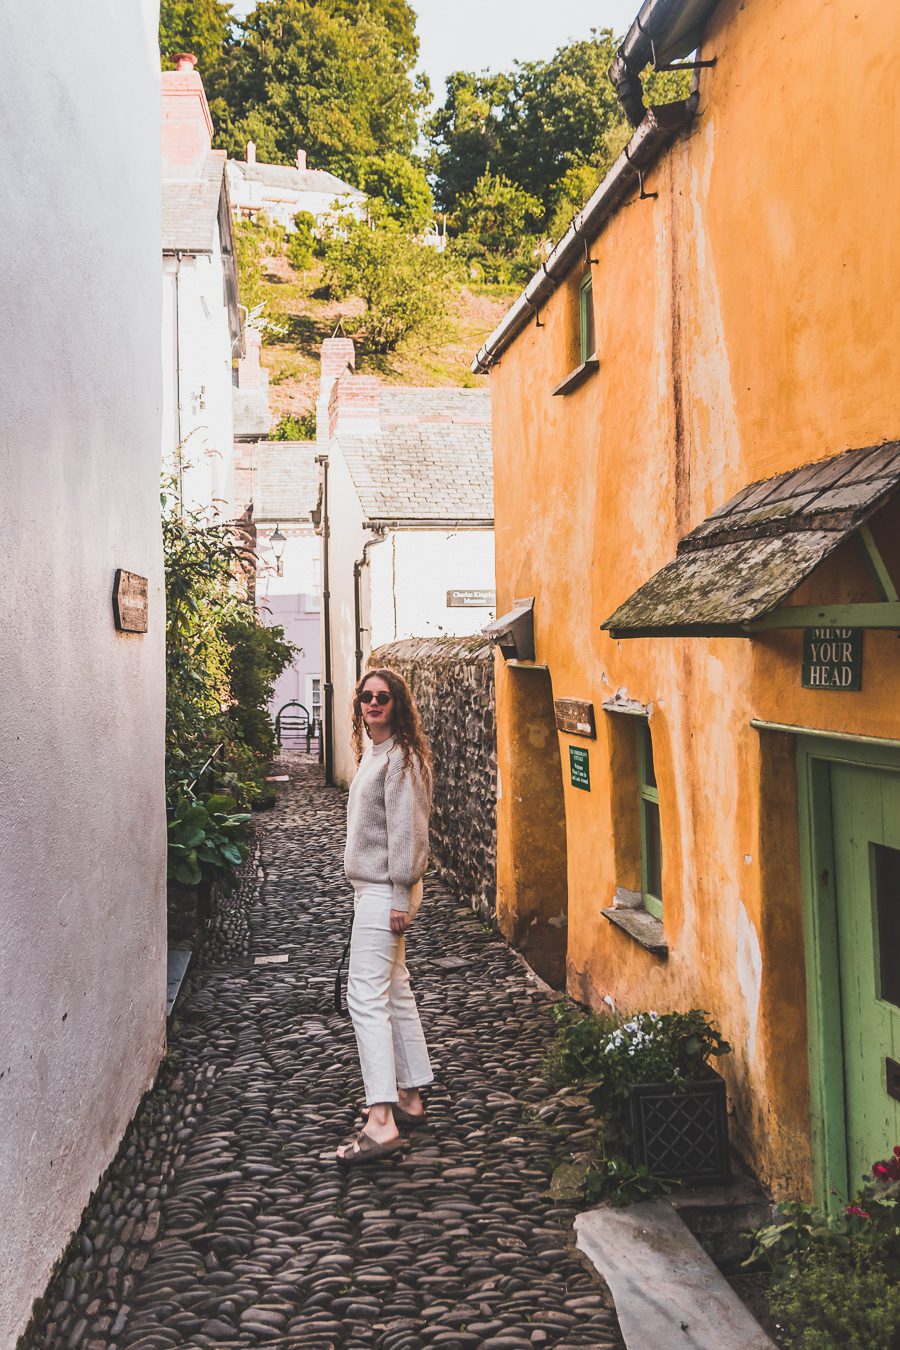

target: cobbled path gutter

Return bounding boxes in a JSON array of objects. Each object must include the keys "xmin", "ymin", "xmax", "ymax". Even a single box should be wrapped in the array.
[{"xmin": 27, "ymin": 756, "xmax": 623, "ymax": 1350}]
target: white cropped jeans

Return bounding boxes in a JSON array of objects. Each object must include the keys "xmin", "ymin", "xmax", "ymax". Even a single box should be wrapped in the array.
[{"xmin": 346, "ymin": 882, "xmax": 434, "ymax": 1106}]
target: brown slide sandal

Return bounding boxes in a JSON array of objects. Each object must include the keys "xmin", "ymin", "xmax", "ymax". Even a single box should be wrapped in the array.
[
  {"xmin": 392, "ymin": 1105, "xmax": 429, "ymax": 1131},
  {"xmin": 336, "ymin": 1131, "xmax": 406, "ymax": 1166}
]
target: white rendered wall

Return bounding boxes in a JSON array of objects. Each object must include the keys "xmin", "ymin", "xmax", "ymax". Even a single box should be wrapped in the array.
[
  {"xmin": 256, "ymin": 530, "xmax": 322, "ymax": 726},
  {"xmin": 368, "ymin": 530, "xmax": 496, "ymax": 647},
  {"xmin": 161, "ymin": 237, "xmax": 236, "ymax": 517},
  {"xmin": 0, "ymin": 5, "xmax": 166, "ymax": 1345},
  {"xmin": 325, "ymin": 451, "xmax": 369, "ymax": 788}
]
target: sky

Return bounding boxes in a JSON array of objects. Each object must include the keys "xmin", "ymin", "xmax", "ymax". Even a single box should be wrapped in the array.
[{"xmin": 228, "ymin": 0, "xmax": 638, "ymax": 105}]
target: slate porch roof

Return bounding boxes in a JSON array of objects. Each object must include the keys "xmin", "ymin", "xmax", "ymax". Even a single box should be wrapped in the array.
[
  {"xmin": 337, "ymin": 388, "xmax": 493, "ymax": 523},
  {"xmin": 235, "ymin": 441, "xmax": 319, "ymax": 523},
  {"xmin": 162, "ymin": 151, "xmax": 228, "ymax": 253},
  {"xmin": 229, "ymin": 159, "xmax": 364, "ymax": 200},
  {"xmin": 602, "ymin": 441, "xmax": 900, "ymax": 637}
]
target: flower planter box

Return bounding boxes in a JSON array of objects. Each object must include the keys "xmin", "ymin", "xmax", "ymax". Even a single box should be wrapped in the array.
[{"xmin": 629, "ymin": 1073, "xmax": 731, "ymax": 1186}]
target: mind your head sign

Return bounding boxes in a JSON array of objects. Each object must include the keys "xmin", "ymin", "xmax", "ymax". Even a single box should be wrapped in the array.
[{"xmin": 802, "ymin": 628, "xmax": 863, "ymax": 691}]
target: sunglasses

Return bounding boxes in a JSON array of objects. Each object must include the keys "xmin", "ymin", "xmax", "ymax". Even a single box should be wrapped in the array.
[{"xmin": 359, "ymin": 690, "xmax": 392, "ymax": 706}]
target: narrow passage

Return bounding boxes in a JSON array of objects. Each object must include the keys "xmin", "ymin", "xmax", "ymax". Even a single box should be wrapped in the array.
[{"xmin": 31, "ymin": 757, "xmax": 622, "ymax": 1350}]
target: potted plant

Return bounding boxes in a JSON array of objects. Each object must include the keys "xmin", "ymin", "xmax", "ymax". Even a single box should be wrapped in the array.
[{"xmin": 550, "ymin": 1005, "xmax": 732, "ymax": 1189}]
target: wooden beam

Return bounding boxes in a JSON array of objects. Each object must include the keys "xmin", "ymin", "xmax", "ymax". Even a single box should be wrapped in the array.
[
  {"xmin": 744, "ymin": 602, "xmax": 900, "ymax": 632},
  {"xmin": 857, "ymin": 524, "xmax": 899, "ymax": 602}
]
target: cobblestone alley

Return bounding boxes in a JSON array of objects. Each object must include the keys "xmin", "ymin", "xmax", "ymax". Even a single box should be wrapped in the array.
[{"xmin": 29, "ymin": 758, "xmax": 623, "ymax": 1350}]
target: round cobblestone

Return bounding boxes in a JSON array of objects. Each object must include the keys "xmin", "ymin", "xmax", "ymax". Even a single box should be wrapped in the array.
[{"xmin": 24, "ymin": 757, "xmax": 621, "ymax": 1349}]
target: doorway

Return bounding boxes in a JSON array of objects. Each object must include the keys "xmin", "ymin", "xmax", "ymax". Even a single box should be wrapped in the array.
[
  {"xmin": 496, "ymin": 665, "xmax": 569, "ymax": 988},
  {"xmin": 799, "ymin": 736, "xmax": 900, "ymax": 1203}
]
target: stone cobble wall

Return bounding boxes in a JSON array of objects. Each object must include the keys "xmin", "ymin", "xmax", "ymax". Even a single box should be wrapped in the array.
[{"xmin": 371, "ymin": 636, "xmax": 497, "ymax": 920}]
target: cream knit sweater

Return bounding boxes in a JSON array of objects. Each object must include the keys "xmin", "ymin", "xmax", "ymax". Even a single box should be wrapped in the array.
[{"xmin": 343, "ymin": 736, "xmax": 432, "ymax": 912}]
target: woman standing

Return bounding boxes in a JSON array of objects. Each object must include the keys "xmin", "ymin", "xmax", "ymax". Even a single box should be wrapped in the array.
[{"xmin": 337, "ymin": 668, "xmax": 434, "ymax": 1164}]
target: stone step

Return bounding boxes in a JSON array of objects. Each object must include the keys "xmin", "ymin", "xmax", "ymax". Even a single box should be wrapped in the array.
[
  {"xmin": 671, "ymin": 1170, "xmax": 772, "ymax": 1267},
  {"xmin": 575, "ymin": 1198, "xmax": 776, "ymax": 1350}
]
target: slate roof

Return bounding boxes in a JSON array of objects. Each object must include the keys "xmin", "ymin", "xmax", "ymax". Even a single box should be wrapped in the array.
[
  {"xmin": 337, "ymin": 388, "xmax": 493, "ymax": 522},
  {"xmin": 162, "ymin": 151, "xmax": 227, "ymax": 253},
  {"xmin": 602, "ymin": 441, "xmax": 900, "ymax": 636},
  {"xmin": 238, "ymin": 441, "xmax": 320, "ymax": 523},
  {"xmin": 230, "ymin": 159, "xmax": 364, "ymax": 199}
]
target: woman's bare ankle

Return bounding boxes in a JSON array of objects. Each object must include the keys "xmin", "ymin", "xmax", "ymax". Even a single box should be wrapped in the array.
[
  {"xmin": 365, "ymin": 1103, "xmax": 399, "ymax": 1139},
  {"xmin": 397, "ymin": 1088, "xmax": 424, "ymax": 1114}
]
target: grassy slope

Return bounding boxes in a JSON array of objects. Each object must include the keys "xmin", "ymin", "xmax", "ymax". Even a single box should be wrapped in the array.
[{"xmin": 256, "ymin": 251, "xmax": 517, "ymax": 422}]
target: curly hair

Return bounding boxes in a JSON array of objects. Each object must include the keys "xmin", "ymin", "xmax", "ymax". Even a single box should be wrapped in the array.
[{"xmin": 350, "ymin": 667, "xmax": 432, "ymax": 779}]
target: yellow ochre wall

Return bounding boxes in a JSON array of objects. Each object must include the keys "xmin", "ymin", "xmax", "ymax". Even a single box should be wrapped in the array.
[{"xmin": 489, "ymin": 0, "xmax": 900, "ymax": 1197}]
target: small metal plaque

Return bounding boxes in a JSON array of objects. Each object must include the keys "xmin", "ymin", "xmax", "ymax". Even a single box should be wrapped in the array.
[
  {"xmin": 555, "ymin": 698, "xmax": 596, "ymax": 738},
  {"xmin": 569, "ymin": 745, "xmax": 591, "ymax": 791},
  {"xmin": 887, "ymin": 1056, "xmax": 900, "ymax": 1103},
  {"xmin": 447, "ymin": 588, "xmax": 496, "ymax": 608},
  {"xmin": 113, "ymin": 569, "xmax": 149, "ymax": 633},
  {"xmin": 802, "ymin": 628, "xmax": 862, "ymax": 691}
]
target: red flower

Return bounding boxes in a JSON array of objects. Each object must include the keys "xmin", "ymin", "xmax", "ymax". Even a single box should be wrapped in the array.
[{"xmin": 846, "ymin": 1205, "xmax": 871, "ymax": 1219}]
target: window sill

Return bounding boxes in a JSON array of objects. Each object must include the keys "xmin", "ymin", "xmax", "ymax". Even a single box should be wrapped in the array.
[
  {"xmin": 601, "ymin": 904, "xmax": 668, "ymax": 957},
  {"xmin": 551, "ymin": 357, "xmax": 599, "ymax": 397}
]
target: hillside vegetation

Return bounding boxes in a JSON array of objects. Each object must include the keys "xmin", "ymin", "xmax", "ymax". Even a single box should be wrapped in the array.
[{"xmin": 245, "ymin": 239, "xmax": 514, "ymax": 427}]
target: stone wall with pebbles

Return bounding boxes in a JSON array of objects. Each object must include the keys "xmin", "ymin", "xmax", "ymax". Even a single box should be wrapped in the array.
[{"xmin": 371, "ymin": 636, "xmax": 497, "ymax": 919}]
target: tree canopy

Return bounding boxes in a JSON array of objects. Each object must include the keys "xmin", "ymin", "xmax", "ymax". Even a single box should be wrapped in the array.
[
  {"xmin": 427, "ymin": 30, "xmax": 691, "ymax": 226},
  {"xmin": 159, "ymin": 0, "xmax": 234, "ymax": 75},
  {"xmin": 209, "ymin": 0, "xmax": 427, "ymax": 179}
]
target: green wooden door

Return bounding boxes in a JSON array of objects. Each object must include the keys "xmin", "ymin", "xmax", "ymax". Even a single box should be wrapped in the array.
[{"xmin": 831, "ymin": 762, "xmax": 900, "ymax": 1189}]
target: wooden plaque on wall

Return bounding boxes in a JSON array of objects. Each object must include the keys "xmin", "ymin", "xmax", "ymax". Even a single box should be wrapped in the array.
[
  {"xmin": 113, "ymin": 569, "xmax": 149, "ymax": 633},
  {"xmin": 554, "ymin": 698, "xmax": 596, "ymax": 738}
]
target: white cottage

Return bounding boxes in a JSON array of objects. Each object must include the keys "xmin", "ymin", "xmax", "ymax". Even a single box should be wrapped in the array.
[
  {"xmin": 315, "ymin": 339, "xmax": 494, "ymax": 787},
  {"xmin": 227, "ymin": 144, "xmax": 366, "ymax": 231},
  {"xmin": 161, "ymin": 55, "xmax": 243, "ymax": 516}
]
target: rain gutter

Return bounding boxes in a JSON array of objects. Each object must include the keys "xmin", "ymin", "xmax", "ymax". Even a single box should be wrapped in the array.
[
  {"xmin": 609, "ymin": 0, "xmax": 719, "ymax": 128},
  {"xmin": 471, "ymin": 100, "xmax": 694, "ymax": 375}
]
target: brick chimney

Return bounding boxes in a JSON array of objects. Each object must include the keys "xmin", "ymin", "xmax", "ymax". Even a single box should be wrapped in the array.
[
  {"xmin": 247, "ymin": 140, "xmax": 256, "ymax": 166},
  {"xmin": 328, "ymin": 373, "xmax": 380, "ymax": 438},
  {"xmin": 317, "ymin": 338, "xmax": 355, "ymax": 442},
  {"xmin": 161, "ymin": 53, "xmax": 214, "ymax": 179},
  {"xmin": 296, "ymin": 149, "xmax": 308, "ymax": 172},
  {"xmin": 238, "ymin": 326, "xmax": 265, "ymax": 389}
]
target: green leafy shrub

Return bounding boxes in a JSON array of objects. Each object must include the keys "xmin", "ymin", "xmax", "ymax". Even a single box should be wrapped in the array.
[
  {"xmin": 746, "ymin": 1148, "xmax": 900, "ymax": 1347},
  {"xmin": 270, "ymin": 409, "xmax": 316, "ymax": 440},
  {"xmin": 287, "ymin": 210, "xmax": 317, "ymax": 270},
  {"xmin": 746, "ymin": 1148, "xmax": 900, "ymax": 1277},
  {"xmin": 167, "ymin": 793, "xmax": 251, "ymax": 894},
  {"xmin": 224, "ymin": 615, "xmax": 297, "ymax": 763},
  {"xmin": 162, "ymin": 475, "xmax": 295, "ymax": 810},
  {"xmin": 770, "ymin": 1250, "xmax": 900, "ymax": 1350},
  {"xmin": 357, "ymin": 151, "xmax": 434, "ymax": 232},
  {"xmin": 323, "ymin": 218, "xmax": 459, "ymax": 352}
]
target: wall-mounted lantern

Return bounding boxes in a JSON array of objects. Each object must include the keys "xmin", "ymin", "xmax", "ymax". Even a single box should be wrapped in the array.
[{"xmin": 270, "ymin": 524, "xmax": 287, "ymax": 577}]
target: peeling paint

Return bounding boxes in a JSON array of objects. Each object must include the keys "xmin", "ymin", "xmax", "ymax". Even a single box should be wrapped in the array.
[{"xmin": 737, "ymin": 901, "xmax": 763, "ymax": 1065}]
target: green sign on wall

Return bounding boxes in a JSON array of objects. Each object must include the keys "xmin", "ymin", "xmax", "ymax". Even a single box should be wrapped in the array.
[
  {"xmin": 802, "ymin": 628, "xmax": 863, "ymax": 691},
  {"xmin": 569, "ymin": 745, "xmax": 591, "ymax": 791}
]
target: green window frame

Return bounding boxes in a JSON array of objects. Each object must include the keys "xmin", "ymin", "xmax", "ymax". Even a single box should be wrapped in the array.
[
  {"xmin": 579, "ymin": 272, "xmax": 595, "ymax": 363},
  {"xmin": 638, "ymin": 720, "xmax": 663, "ymax": 919}
]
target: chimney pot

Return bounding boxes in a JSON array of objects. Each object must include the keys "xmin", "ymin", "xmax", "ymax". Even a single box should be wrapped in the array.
[
  {"xmin": 247, "ymin": 140, "xmax": 256, "ymax": 165},
  {"xmin": 296, "ymin": 149, "xmax": 307, "ymax": 172},
  {"xmin": 173, "ymin": 53, "xmax": 198, "ymax": 72}
]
